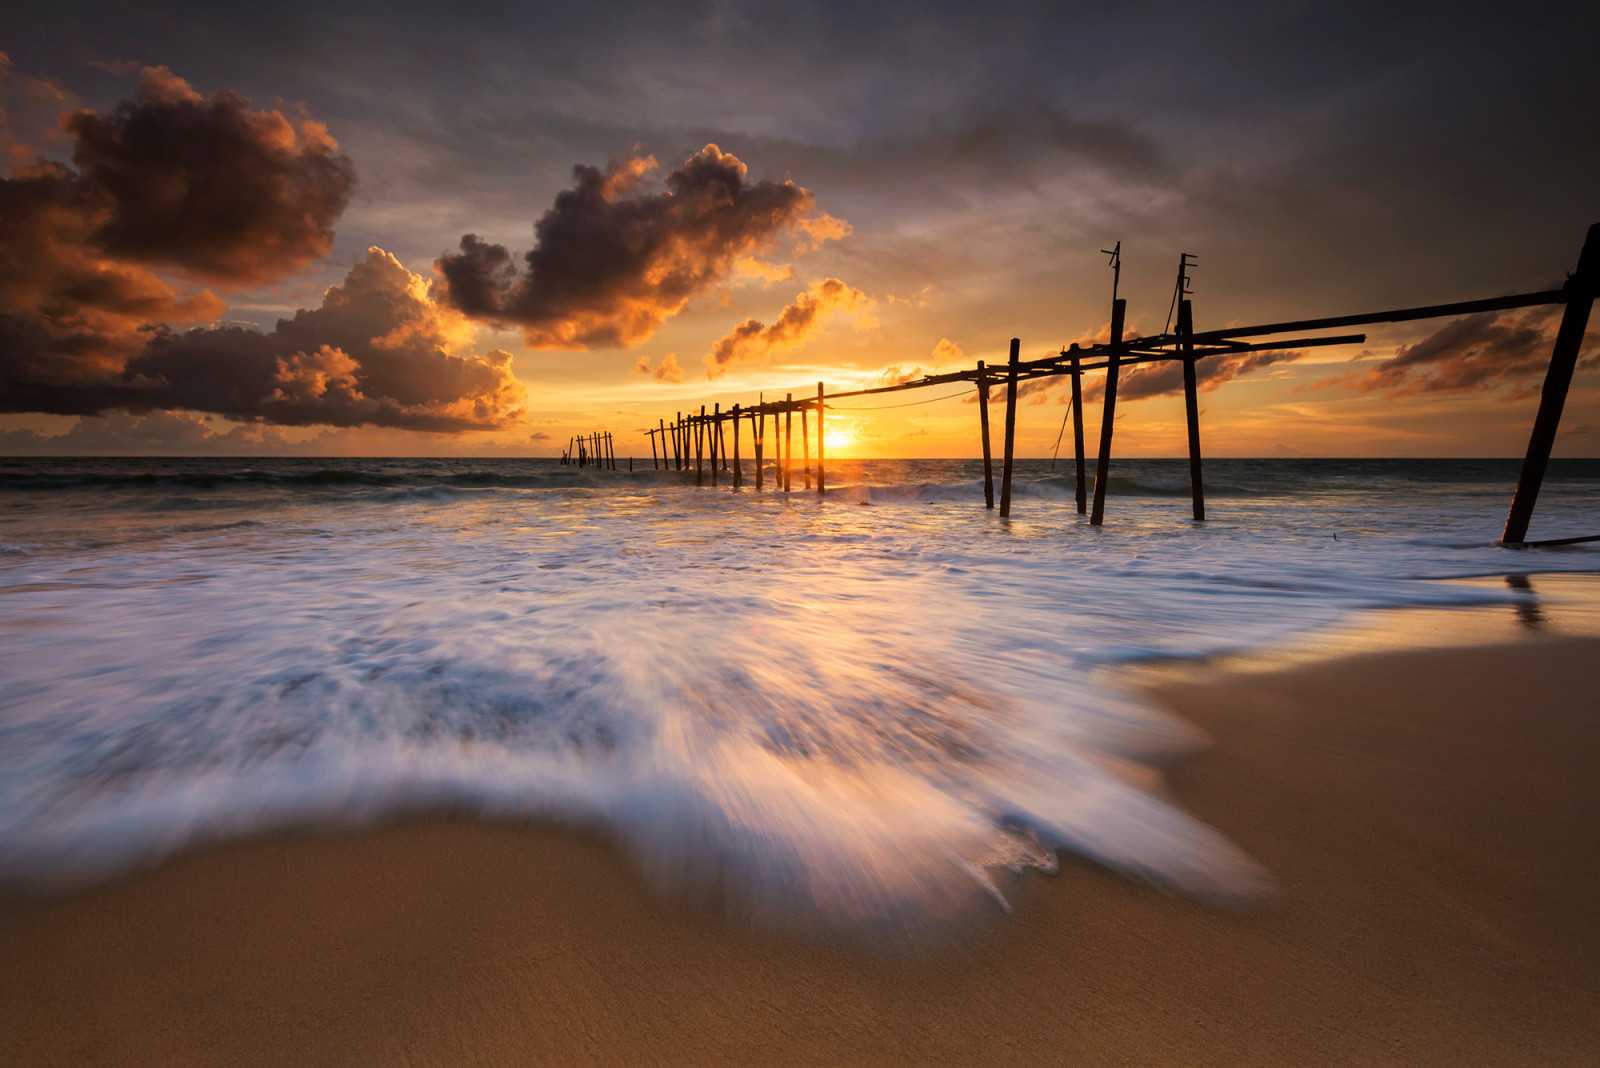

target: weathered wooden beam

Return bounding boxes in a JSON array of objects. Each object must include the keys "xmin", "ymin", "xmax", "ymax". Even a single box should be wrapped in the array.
[
  {"xmin": 999, "ymin": 338, "xmax": 1020, "ymax": 518},
  {"xmin": 977, "ymin": 360, "xmax": 994, "ymax": 509},
  {"xmin": 1503, "ymin": 223, "xmax": 1600, "ymax": 544},
  {"xmin": 1186, "ymin": 290, "xmax": 1564, "ymax": 346},
  {"xmin": 1090, "ymin": 299, "xmax": 1127, "ymax": 527},
  {"xmin": 1179, "ymin": 299, "xmax": 1205, "ymax": 521}
]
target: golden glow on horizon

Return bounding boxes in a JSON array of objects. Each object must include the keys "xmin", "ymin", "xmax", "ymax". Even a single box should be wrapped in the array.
[{"xmin": 824, "ymin": 428, "xmax": 855, "ymax": 451}]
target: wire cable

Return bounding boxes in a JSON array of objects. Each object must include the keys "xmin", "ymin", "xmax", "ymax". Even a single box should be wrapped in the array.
[{"xmin": 826, "ymin": 388, "xmax": 976, "ymax": 410}]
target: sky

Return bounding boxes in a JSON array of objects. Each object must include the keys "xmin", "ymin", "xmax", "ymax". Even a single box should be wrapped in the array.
[{"xmin": 2, "ymin": 0, "xmax": 1597, "ymax": 458}]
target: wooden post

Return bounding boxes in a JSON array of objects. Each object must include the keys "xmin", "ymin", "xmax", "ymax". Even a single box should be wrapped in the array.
[
  {"xmin": 977, "ymin": 360, "xmax": 994, "ymax": 509},
  {"xmin": 649, "ymin": 430, "xmax": 657, "ymax": 470},
  {"xmin": 1069, "ymin": 346, "xmax": 1086, "ymax": 514},
  {"xmin": 784, "ymin": 394, "xmax": 793, "ymax": 492},
  {"xmin": 1090, "ymin": 299, "xmax": 1127, "ymax": 527},
  {"xmin": 1503, "ymin": 222, "xmax": 1600, "ymax": 544},
  {"xmin": 710, "ymin": 404, "xmax": 720, "ymax": 487},
  {"xmin": 696, "ymin": 406, "xmax": 706, "ymax": 486},
  {"xmin": 754, "ymin": 410, "xmax": 765, "ymax": 490},
  {"xmin": 674, "ymin": 413, "xmax": 683, "ymax": 470},
  {"xmin": 999, "ymin": 338, "xmax": 1020, "ymax": 518},
  {"xmin": 816, "ymin": 382, "xmax": 826, "ymax": 495},
  {"xmin": 801, "ymin": 408, "xmax": 811, "ymax": 489},
  {"xmin": 732, "ymin": 404, "xmax": 742, "ymax": 488},
  {"xmin": 1179, "ymin": 299, "xmax": 1206, "ymax": 521},
  {"xmin": 607, "ymin": 432, "xmax": 615, "ymax": 470},
  {"xmin": 719, "ymin": 417, "xmax": 729, "ymax": 472}
]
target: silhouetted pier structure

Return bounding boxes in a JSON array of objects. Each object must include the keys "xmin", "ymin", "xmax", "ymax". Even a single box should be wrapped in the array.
[
  {"xmin": 639, "ymin": 224, "xmax": 1598, "ymax": 546},
  {"xmin": 563, "ymin": 431, "xmax": 616, "ymax": 469}
]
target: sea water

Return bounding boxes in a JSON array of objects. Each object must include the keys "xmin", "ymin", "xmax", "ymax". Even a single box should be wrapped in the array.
[{"xmin": 2, "ymin": 457, "xmax": 1596, "ymax": 931}]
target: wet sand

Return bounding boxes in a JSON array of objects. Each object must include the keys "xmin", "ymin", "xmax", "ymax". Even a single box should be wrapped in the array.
[{"xmin": 3, "ymin": 624, "xmax": 1598, "ymax": 1065}]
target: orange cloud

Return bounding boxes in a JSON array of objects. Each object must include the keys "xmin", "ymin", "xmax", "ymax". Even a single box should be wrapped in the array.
[
  {"xmin": 704, "ymin": 278, "xmax": 872, "ymax": 379},
  {"xmin": 436, "ymin": 144, "xmax": 826, "ymax": 350},
  {"xmin": 633, "ymin": 352, "xmax": 685, "ymax": 383}
]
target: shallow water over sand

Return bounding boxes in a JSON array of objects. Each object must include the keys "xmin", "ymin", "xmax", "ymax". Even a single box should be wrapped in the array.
[{"xmin": 2, "ymin": 457, "xmax": 1596, "ymax": 931}]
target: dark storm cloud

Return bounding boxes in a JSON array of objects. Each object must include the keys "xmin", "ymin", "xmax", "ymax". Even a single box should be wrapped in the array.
[
  {"xmin": 1, "ymin": 69, "xmax": 520, "ymax": 430},
  {"xmin": 64, "ymin": 66, "xmax": 354, "ymax": 284},
  {"xmin": 435, "ymin": 145, "xmax": 818, "ymax": 349}
]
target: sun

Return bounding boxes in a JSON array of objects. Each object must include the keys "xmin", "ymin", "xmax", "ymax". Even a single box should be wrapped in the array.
[{"xmin": 824, "ymin": 428, "xmax": 854, "ymax": 451}]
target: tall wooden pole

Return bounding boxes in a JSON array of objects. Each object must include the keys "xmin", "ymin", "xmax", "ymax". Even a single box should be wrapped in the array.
[
  {"xmin": 999, "ymin": 338, "xmax": 1020, "ymax": 517},
  {"xmin": 731, "ymin": 404, "xmax": 743, "ymax": 488},
  {"xmin": 1070, "ymin": 346, "xmax": 1086, "ymax": 514},
  {"xmin": 710, "ymin": 404, "xmax": 721, "ymax": 486},
  {"xmin": 801, "ymin": 409, "xmax": 811, "ymax": 489},
  {"xmin": 784, "ymin": 395, "xmax": 794, "ymax": 492},
  {"xmin": 649, "ymin": 430, "xmax": 658, "ymax": 470},
  {"xmin": 1090, "ymin": 299, "xmax": 1127, "ymax": 526},
  {"xmin": 977, "ymin": 360, "xmax": 994, "ymax": 509},
  {"xmin": 754, "ymin": 410, "xmax": 765, "ymax": 490},
  {"xmin": 696, "ymin": 406, "xmax": 705, "ymax": 486},
  {"xmin": 816, "ymin": 382, "xmax": 826, "ymax": 495},
  {"xmin": 1179, "ymin": 299, "xmax": 1206, "ymax": 521},
  {"xmin": 1503, "ymin": 222, "xmax": 1600, "ymax": 544},
  {"xmin": 674, "ymin": 413, "xmax": 683, "ymax": 470}
]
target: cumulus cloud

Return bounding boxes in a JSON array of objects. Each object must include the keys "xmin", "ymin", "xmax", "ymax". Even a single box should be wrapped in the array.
[
  {"xmin": 0, "ymin": 65, "xmax": 366, "ymax": 420},
  {"xmin": 632, "ymin": 352, "xmax": 685, "ymax": 383},
  {"xmin": 119, "ymin": 249, "xmax": 527, "ymax": 431},
  {"xmin": 64, "ymin": 66, "xmax": 354, "ymax": 284},
  {"xmin": 932, "ymin": 337, "xmax": 963, "ymax": 364},
  {"xmin": 437, "ymin": 145, "xmax": 831, "ymax": 349},
  {"xmin": 1083, "ymin": 350, "xmax": 1304, "ymax": 404},
  {"xmin": 704, "ymin": 278, "xmax": 870, "ymax": 379},
  {"xmin": 1309, "ymin": 309, "xmax": 1585, "ymax": 396}
]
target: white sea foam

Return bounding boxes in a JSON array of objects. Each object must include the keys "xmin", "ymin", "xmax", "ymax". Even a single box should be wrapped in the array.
[{"xmin": 0, "ymin": 458, "xmax": 1595, "ymax": 932}]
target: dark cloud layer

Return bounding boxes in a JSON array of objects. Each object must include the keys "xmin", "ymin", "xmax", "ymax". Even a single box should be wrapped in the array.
[
  {"xmin": 1084, "ymin": 350, "xmax": 1303, "ymax": 404},
  {"xmin": 1, "ymin": 69, "xmax": 520, "ymax": 430},
  {"xmin": 437, "ymin": 145, "xmax": 819, "ymax": 349},
  {"xmin": 1316, "ymin": 309, "xmax": 1593, "ymax": 397},
  {"xmin": 65, "ymin": 66, "xmax": 354, "ymax": 284}
]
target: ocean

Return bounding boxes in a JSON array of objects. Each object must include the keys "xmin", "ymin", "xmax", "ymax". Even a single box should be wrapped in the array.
[{"xmin": 2, "ymin": 456, "xmax": 1597, "ymax": 933}]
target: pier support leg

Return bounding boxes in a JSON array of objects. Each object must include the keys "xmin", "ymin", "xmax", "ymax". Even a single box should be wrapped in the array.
[
  {"xmin": 816, "ymin": 382, "xmax": 826, "ymax": 495},
  {"xmin": 710, "ymin": 404, "xmax": 720, "ymax": 487},
  {"xmin": 696, "ymin": 407, "xmax": 705, "ymax": 486},
  {"xmin": 732, "ymin": 405, "xmax": 742, "ymax": 488},
  {"xmin": 1503, "ymin": 223, "xmax": 1600, "ymax": 544},
  {"xmin": 999, "ymin": 338, "xmax": 1020, "ymax": 518},
  {"xmin": 1070, "ymin": 349, "xmax": 1086, "ymax": 514},
  {"xmin": 801, "ymin": 409, "xmax": 811, "ymax": 489},
  {"xmin": 977, "ymin": 361, "xmax": 994, "ymax": 509},
  {"xmin": 1180, "ymin": 300, "xmax": 1205, "ymax": 521},
  {"xmin": 784, "ymin": 395, "xmax": 793, "ymax": 492},
  {"xmin": 1090, "ymin": 299, "xmax": 1127, "ymax": 527},
  {"xmin": 754, "ymin": 412, "xmax": 764, "ymax": 491}
]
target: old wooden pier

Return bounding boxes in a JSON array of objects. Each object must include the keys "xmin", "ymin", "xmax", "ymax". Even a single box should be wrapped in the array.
[{"xmin": 639, "ymin": 224, "xmax": 1597, "ymax": 546}]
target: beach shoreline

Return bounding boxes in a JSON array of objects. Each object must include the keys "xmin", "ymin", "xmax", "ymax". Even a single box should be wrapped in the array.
[{"xmin": 5, "ymin": 589, "xmax": 1599, "ymax": 1066}]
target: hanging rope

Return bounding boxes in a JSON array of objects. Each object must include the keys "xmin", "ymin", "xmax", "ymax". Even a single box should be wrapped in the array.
[
  {"xmin": 826, "ymin": 388, "xmax": 976, "ymax": 410},
  {"xmin": 1049, "ymin": 395, "xmax": 1076, "ymax": 471}
]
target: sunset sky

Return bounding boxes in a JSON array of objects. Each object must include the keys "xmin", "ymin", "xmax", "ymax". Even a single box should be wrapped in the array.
[{"xmin": 3, "ymin": 1, "xmax": 1597, "ymax": 458}]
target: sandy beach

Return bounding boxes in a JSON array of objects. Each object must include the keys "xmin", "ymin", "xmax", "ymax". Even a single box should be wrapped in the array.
[{"xmin": 4, "ymin": 615, "xmax": 1598, "ymax": 1066}]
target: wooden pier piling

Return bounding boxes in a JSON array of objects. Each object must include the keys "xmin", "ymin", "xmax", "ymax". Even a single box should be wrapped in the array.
[
  {"xmin": 753, "ymin": 410, "xmax": 765, "ymax": 491},
  {"xmin": 816, "ymin": 382, "xmax": 826, "ymax": 495},
  {"xmin": 784, "ymin": 394, "xmax": 794, "ymax": 492},
  {"xmin": 710, "ymin": 404, "xmax": 721, "ymax": 487},
  {"xmin": 696, "ymin": 406, "xmax": 705, "ymax": 486},
  {"xmin": 1090, "ymin": 299, "xmax": 1127, "ymax": 527},
  {"xmin": 977, "ymin": 360, "xmax": 994, "ymax": 509},
  {"xmin": 1069, "ymin": 345, "xmax": 1086, "ymax": 514},
  {"xmin": 1503, "ymin": 222, "xmax": 1600, "ymax": 544},
  {"xmin": 801, "ymin": 408, "xmax": 811, "ymax": 489},
  {"xmin": 999, "ymin": 338, "xmax": 1020, "ymax": 518},
  {"xmin": 1178, "ymin": 299, "xmax": 1205, "ymax": 521},
  {"xmin": 732, "ymin": 404, "xmax": 743, "ymax": 488}
]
